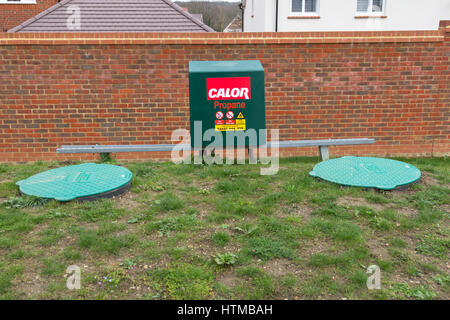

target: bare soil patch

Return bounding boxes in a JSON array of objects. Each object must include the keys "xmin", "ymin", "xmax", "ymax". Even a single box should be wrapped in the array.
[
  {"xmin": 366, "ymin": 238, "xmax": 390, "ymax": 260},
  {"xmin": 277, "ymin": 204, "xmax": 313, "ymax": 221},
  {"xmin": 115, "ymin": 192, "xmax": 142, "ymax": 210},
  {"xmin": 420, "ymin": 172, "xmax": 439, "ymax": 186},
  {"xmin": 216, "ymin": 271, "xmax": 237, "ymax": 288},
  {"xmin": 262, "ymin": 259, "xmax": 301, "ymax": 277}
]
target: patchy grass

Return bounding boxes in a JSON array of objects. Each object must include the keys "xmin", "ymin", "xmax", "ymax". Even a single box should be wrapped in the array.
[{"xmin": 0, "ymin": 157, "xmax": 448, "ymax": 300}]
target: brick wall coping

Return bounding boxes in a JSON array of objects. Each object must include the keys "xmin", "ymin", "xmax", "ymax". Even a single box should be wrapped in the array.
[{"xmin": 0, "ymin": 30, "xmax": 444, "ymax": 45}]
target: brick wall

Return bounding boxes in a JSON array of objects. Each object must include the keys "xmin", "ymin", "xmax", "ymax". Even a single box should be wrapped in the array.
[
  {"xmin": 0, "ymin": 0, "xmax": 58, "ymax": 31},
  {"xmin": 0, "ymin": 29, "xmax": 448, "ymax": 163}
]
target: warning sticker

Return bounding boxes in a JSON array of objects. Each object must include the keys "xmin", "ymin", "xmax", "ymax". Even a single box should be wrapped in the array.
[
  {"xmin": 226, "ymin": 111, "xmax": 234, "ymax": 120},
  {"xmin": 215, "ymin": 124, "xmax": 246, "ymax": 131},
  {"xmin": 216, "ymin": 111, "xmax": 224, "ymax": 120},
  {"xmin": 215, "ymin": 111, "xmax": 245, "ymax": 131}
]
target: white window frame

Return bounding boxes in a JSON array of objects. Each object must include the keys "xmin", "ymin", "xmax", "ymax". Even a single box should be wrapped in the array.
[
  {"xmin": 355, "ymin": 0, "xmax": 386, "ymax": 16},
  {"xmin": 0, "ymin": 0, "xmax": 37, "ymax": 4},
  {"xmin": 290, "ymin": 0, "xmax": 320, "ymax": 16}
]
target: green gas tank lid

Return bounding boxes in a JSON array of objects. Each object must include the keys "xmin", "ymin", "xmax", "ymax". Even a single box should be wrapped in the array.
[
  {"xmin": 17, "ymin": 163, "xmax": 133, "ymax": 201},
  {"xmin": 309, "ymin": 157, "xmax": 421, "ymax": 190}
]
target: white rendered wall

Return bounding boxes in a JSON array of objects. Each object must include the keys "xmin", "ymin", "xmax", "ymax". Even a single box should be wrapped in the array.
[{"xmin": 244, "ymin": 0, "xmax": 450, "ymax": 32}]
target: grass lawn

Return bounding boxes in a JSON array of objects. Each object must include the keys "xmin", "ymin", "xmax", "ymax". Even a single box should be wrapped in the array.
[{"xmin": 0, "ymin": 157, "xmax": 448, "ymax": 300}]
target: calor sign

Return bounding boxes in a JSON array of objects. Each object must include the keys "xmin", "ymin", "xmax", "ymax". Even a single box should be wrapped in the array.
[{"xmin": 207, "ymin": 77, "xmax": 251, "ymax": 100}]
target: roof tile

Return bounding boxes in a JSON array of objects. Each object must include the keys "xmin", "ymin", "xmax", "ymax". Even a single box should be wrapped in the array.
[{"xmin": 9, "ymin": 0, "xmax": 214, "ymax": 33}]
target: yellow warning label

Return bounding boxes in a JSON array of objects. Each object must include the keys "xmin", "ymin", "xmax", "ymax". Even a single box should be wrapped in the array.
[
  {"xmin": 215, "ymin": 124, "xmax": 246, "ymax": 131},
  {"xmin": 236, "ymin": 119, "xmax": 246, "ymax": 125},
  {"xmin": 237, "ymin": 112, "xmax": 245, "ymax": 119}
]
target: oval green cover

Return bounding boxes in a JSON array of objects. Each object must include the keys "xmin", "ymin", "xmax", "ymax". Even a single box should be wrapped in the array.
[
  {"xmin": 16, "ymin": 163, "xmax": 133, "ymax": 201},
  {"xmin": 309, "ymin": 157, "xmax": 421, "ymax": 190}
]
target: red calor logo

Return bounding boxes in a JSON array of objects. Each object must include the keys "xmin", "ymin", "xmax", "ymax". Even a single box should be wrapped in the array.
[{"xmin": 207, "ymin": 77, "xmax": 251, "ymax": 100}]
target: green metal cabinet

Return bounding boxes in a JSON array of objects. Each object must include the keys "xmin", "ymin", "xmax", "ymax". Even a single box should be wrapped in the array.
[{"xmin": 189, "ymin": 60, "xmax": 266, "ymax": 148}]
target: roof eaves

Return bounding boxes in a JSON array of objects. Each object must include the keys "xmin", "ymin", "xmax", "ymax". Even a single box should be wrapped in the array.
[
  {"xmin": 8, "ymin": 0, "xmax": 75, "ymax": 33},
  {"xmin": 160, "ymin": 0, "xmax": 215, "ymax": 32},
  {"xmin": 224, "ymin": 15, "xmax": 241, "ymax": 32}
]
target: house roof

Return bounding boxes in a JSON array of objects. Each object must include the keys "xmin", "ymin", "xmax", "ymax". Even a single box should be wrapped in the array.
[
  {"xmin": 9, "ymin": 0, "xmax": 214, "ymax": 33},
  {"xmin": 224, "ymin": 15, "xmax": 242, "ymax": 33}
]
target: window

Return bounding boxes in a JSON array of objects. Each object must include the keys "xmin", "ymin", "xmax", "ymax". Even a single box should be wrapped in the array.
[
  {"xmin": 356, "ymin": 0, "xmax": 385, "ymax": 15},
  {"xmin": 0, "ymin": 0, "xmax": 37, "ymax": 3},
  {"xmin": 291, "ymin": 0, "xmax": 319, "ymax": 15}
]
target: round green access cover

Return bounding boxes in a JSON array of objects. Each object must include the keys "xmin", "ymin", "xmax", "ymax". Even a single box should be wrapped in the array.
[
  {"xmin": 17, "ymin": 163, "xmax": 133, "ymax": 201},
  {"xmin": 309, "ymin": 157, "xmax": 421, "ymax": 190}
]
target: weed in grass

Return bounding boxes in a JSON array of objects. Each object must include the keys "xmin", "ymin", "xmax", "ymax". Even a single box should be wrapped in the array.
[
  {"xmin": 388, "ymin": 237, "xmax": 408, "ymax": 248},
  {"xmin": 136, "ymin": 180, "xmax": 166, "ymax": 192},
  {"xmin": 216, "ymin": 195, "xmax": 259, "ymax": 217},
  {"xmin": 7, "ymin": 249, "xmax": 28, "ymax": 260},
  {"xmin": 214, "ymin": 282, "xmax": 233, "ymax": 298},
  {"xmin": 74, "ymin": 199, "xmax": 122, "ymax": 222},
  {"xmin": 145, "ymin": 214, "xmax": 198, "ymax": 236},
  {"xmin": 349, "ymin": 269, "xmax": 368, "ymax": 288},
  {"xmin": 234, "ymin": 223, "xmax": 259, "ymax": 236},
  {"xmin": 365, "ymin": 192, "xmax": 390, "ymax": 204},
  {"xmin": 236, "ymin": 267, "xmax": 275, "ymax": 299},
  {"xmin": 391, "ymin": 283, "xmax": 437, "ymax": 300},
  {"xmin": 96, "ymin": 268, "xmax": 129, "ymax": 291},
  {"xmin": 0, "ymin": 210, "xmax": 36, "ymax": 234},
  {"xmin": 127, "ymin": 217, "xmax": 139, "ymax": 224},
  {"xmin": 281, "ymin": 274, "xmax": 297, "ymax": 289},
  {"xmin": 97, "ymin": 234, "xmax": 137, "ymax": 255},
  {"xmin": 213, "ymin": 253, "xmax": 238, "ymax": 266},
  {"xmin": 97, "ymin": 222, "xmax": 126, "ymax": 236},
  {"xmin": 388, "ymin": 248, "xmax": 410, "ymax": 263},
  {"xmin": 0, "ymin": 164, "xmax": 8, "ymax": 174},
  {"xmin": 62, "ymin": 246, "xmax": 82, "ymax": 261},
  {"xmin": 99, "ymin": 153, "xmax": 113, "ymax": 163},
  {"xmin": 4, "ymin": 196, "xmax": 49, "ymax": 209},
  {"xmin": 303, "ymin": 218, "xmax": 363, "ymax": 243},
  {"xmin": 433, "ymin": 274, "xmax": 450, "ymax": 290},
  {"xmin": 207, "ymin": 212, "xmax": 232, "ymax": 223},
  {"xmin": 0, "ymin": 182, "xmax": 18, "ymax": 198},
  {"xmin": 312, "ymin": 205, "xmax": 351, "ymax": 219},
  {"xmin": 0, "ymin": 236, "xmax": 19, "ymax": 249},
  {"xmin": 151, "ymin": 263, "xmax": 214, "ymax": 299},
  {"xmin": 242, "ymin": 237, "xmax": 295, "ymax": 261},
  {"xmin": 405, "ymin": 262, "xmax": 422, "ymax": 277},
  {"xmin": 0, "ymin": 264, "xmax": 24, "ymax": 295},
  {"xmin": 120, "ymin": 259, "xmax": 135, "ymax": 270},
  {"xmin": 39, "ymin": 228, "xmax": 64, "ymax": 247},
  {"xmin": 411, "ymin": 185, "xmax": 449, "ymax": 210},
  {"xmin": 78, "ymin": 230, "xmax": 97, "ymax": 249},
  {"xmin": 301, "ymin": 274, "xmax": 338, "ymax": 298},
  {"xmin": 153, "ymin": 192, "xmax": 184, "ymax": 212},
  {"xmin": 41, "ymin": 258, "xmax": 66, "ymax": 276},
  {"xmin": 416, "ymin": 236, "xmax": 449, "ymax": 259},
  {"xmin": 414, "ymin": 208, "xmax": 446, "ymax": 226},
  {"xmin": 418, "ymin": 262, "xmax": 439, "ymax": 273},
  {"xmin": 212, "ymin": 231, "xmax": 230, "ymax": 247},
  {"xmin": 309, "ymin": 247, "xmax": 369, "ymax": 268},
  {"xmin": 129, "ymin": 163, "xmax": 155, "ymax": 178},
  {"xmin": 369, "ymin": 215, "xmax": 395, "ymax": 231},
  {"xmin": 45, "ymin": 209, "xmax": 71, "ymax": 219}
]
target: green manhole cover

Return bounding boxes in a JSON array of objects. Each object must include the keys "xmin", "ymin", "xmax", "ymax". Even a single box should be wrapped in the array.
[
  {"xmin": 309, "ymin": 156, "xmax": 421, "ymax": 190},
  {"xmin": 17, "ymin": 163, "xmax": 133, "ymax": 201}
]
